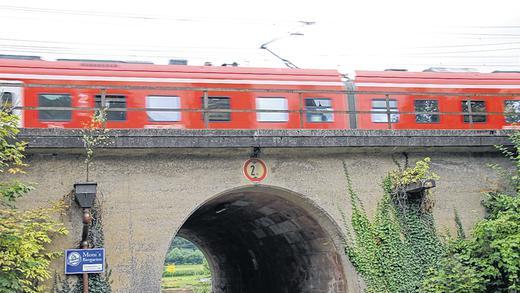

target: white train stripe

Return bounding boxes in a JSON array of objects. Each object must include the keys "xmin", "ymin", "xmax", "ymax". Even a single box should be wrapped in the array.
[
  {"xmin": 0, "ymin": 73, "xmax": 344, "ymax": 87},
  {"xmin": 356, "ymin": 82, "xmax": 520, "ymax": 89}
]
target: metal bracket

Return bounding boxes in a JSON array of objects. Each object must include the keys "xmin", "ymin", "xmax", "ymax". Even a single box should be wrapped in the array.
[{"xmin": 250, "ymin": 147, "xmax": 261, "ymax": 158}]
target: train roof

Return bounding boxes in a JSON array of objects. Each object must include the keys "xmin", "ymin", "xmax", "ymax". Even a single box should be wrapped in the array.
[
  {"xmin": 0, "ymin": 58, "xmax": 342, "ymax": 81},
  {"xmin": 355, "ymin": 70, "xmax": 520, "ymax": 90},
  {"xmin": 356, "ymin": 70, "xmax": 520, "ymax": 81}
]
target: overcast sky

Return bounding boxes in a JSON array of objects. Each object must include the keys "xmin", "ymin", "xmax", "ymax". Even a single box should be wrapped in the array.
[{"xmin": 1, "ymin": 0, "xmax": 520, "ymax": 76}]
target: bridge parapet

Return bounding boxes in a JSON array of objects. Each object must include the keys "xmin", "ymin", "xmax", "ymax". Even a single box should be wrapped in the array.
[{"xmin": 19, "ymin": 129, "xmax": 512, "ymax": 150}]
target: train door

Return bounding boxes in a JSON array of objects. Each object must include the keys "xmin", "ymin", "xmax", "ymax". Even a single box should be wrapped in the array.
[{"xmin": 0, "ymin": 80, "xmax": 23, "ymax": 127}]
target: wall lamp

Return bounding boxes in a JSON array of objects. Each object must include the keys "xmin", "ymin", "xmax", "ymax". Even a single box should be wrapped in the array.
[
  {"xmin": 405, "ymin": 179, "xmax": 436, "ymax": 195},
  {"xmin": 74, "ymin": 182, "xmax": 98, "ymax": 209}
]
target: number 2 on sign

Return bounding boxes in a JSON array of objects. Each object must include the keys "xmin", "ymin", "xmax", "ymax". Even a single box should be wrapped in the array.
[{"xmin": 250, "ymin": 164, "xmax": 257, "ymax": 177}]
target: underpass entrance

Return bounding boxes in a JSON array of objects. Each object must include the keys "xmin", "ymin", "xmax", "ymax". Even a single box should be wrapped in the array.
[{"xmin": 172, "ymin": 185, "xmax": 348, "ymax": 293}]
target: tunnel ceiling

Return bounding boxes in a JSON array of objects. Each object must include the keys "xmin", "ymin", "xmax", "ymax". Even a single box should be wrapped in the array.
[{"xmin": 177, "ymin": 188, "xmax": 347, "ymax": 293}]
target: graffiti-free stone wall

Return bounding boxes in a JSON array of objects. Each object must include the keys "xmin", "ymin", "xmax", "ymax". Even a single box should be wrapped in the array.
[{"xmin": 9, "ymin": 146, "xmax": 509, "ymax": 292}]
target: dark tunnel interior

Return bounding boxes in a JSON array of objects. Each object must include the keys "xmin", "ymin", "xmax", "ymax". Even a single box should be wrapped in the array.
[{"xmin": 176, "ymin": 187, "xmax": 347, "ymax": 293}]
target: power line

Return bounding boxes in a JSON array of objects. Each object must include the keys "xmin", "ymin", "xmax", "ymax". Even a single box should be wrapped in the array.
[
  {"xmin": 344, "ymin": 47, "xmax": 520, "ymax": 56},
  {"xmin": 0, "ymin": 5, "xmax": 297, "ymax": 25},
  {"xmin": 5, "ymin": 36, "xmax": 520, "ymax": 52},
  {"xmin": 0, "ymin": 44, "xmax": 256, "ymax": 55},
  {"xmin": 2, "ymin": 37, "xmax": 520, "ymax": 58},
  {"xmin": 393, "ymin": 41, "xmax": 520, "ymax": 50},
  {"xmin": 0, "ymin": 37, "xmax": 255, "ymax": 51},
  {"xmin": 2, "ymin": 44, "xmax": 519, "ymax": 63},
  {"xmin": 434, "ymin": 32, "xmax": 520, "ymax": 37},
  {"xmin": 449, "ymin": 25, "xmax": 520, "ymax": 29}
]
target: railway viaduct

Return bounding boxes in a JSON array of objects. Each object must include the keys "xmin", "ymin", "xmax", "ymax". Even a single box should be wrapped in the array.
[{"xmin": 9, "ymin": 129, "xmax": 514, "ymax": 293}]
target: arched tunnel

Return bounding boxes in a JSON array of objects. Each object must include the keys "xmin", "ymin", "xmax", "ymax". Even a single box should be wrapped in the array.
[{"xmin": 175, "ymin": 186, "xmax": 348, "ymax": 293}]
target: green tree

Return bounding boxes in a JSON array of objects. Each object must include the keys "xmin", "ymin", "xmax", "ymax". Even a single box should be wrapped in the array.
[
  {"xmin": 423, "ymin": 193, "xmax": 520, "ymax": 292},
  {"xmin": 165, "ymin": 237, "xmax": 205, "ymax": 265},
  {"xmin": 423, "ymin": 132, "xmax": 520, "ymax": 292},
  {"xmin": 0, "ymin": 109, "xmax": 68, "ymax": 293}
]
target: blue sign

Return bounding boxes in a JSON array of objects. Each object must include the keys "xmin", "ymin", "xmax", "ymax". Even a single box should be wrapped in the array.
[{"xmin": 65, "ymin": 248, "xmax": 105, "ymax": 274}]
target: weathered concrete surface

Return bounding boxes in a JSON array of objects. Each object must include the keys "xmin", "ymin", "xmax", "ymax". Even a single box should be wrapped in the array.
[
  {"xmin": 7, "ymin": 135, "xmax": 512, "ymax": 292},
  {"xmin": 18, "ymin": 129, "xmax": 513, "ymax": 149}
]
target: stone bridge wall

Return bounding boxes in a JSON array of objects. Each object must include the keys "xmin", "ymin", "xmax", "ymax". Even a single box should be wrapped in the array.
[{"xmin": 5, "ymin": 129, "xmax": 513, "ymax": 292}]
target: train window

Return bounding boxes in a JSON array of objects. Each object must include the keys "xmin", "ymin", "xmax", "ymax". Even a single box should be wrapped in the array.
[
  {"xmin": 504, "ymin": 100, "xmax": 520, "ymax": 123},
  {"xmin": 305, "ymin": 98, "xmax": 333, "ymax": 122},
  {"xmin": 414, "ymin": 100, "xmax": 439, "ymax": 123},
  {"xmin": 371, "ymin": 99, "xmax": 399, "ymax": 123},
  {"xmin": 256, "ymin": 97, "xmax": 288, "ymax": 122},
  {"xmin": 1, "ymin": 92, "xmax": 13, "ymax": 112},
  {"xmin": 202, "ymin": 97, "xmax": 230, "ymax": 122},
  {"xmin": 95, "ymin": 95, "xmax": 127, "ymax": 121},
  {"xmin": 146, "ymin": 96, "xmax": 181, "ymax": 122},
  {"xmin": 38, "ymin": 94, "xmax": 71, "ymax": 121},
  {"xmin": 462, "ymin": 100, "xmax": 486, "ymax": 123}
]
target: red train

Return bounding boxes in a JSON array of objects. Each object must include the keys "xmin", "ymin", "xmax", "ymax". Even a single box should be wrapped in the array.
[{"xmin": 0, "ymin": 56, "xmax": 519, "ymax": 130}]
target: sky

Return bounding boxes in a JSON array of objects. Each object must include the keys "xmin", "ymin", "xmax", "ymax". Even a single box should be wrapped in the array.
[{"xmin": 1, "ymin": 0, "xmax": 520, "ymax": 76}]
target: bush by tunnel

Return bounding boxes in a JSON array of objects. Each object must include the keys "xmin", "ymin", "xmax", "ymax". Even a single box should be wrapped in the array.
[{"xmin": 173, "ymin": 185, "xmax": 348, "ymax": 293}]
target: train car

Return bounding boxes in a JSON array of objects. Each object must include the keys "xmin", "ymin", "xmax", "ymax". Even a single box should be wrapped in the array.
[
  {"xmin": 354, "ymin": 69, "xmax": 520, "ymax": 130},
  {"xmin": 0, "ymin": 58, "xmax": 348, "ymax": 129}
]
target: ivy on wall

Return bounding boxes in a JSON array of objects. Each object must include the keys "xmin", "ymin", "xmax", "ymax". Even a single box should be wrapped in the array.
[
  {"xmin": 342, "ymin": 157, "xmax": 444, "ymax": 293},
  {"xmin": 52, "ymin": 199, "xmax": 112, "ymax": 293}
]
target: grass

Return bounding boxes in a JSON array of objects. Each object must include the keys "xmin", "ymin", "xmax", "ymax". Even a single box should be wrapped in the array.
[{"xmin": 161, "ymin": 264, "xmax": 211, "ymax": 290}]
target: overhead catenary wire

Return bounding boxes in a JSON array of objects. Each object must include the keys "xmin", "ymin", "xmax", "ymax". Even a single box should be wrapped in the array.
[
  {"xmin": 4, "ymin": 37, "xmax": 520, "ymax": 53},
  {"xmin": 1, "ymin": 43, "xmax": 520, "ymax": 61},
  {"xmin": 0, "ymin": 5, "xmax": 298, "ymax": 25},
  {"xmin": 1, "ymin": 4, "xmax": 519, "ymax": 71}
]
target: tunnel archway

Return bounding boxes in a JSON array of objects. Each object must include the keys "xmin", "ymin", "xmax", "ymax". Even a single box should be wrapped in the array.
[{"xmin": 174, "ymin": 185, "xmax": 348, "ymax": 293}]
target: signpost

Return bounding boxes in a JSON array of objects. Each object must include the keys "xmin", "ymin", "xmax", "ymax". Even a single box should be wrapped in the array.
[
  {"xmin": 243, "ymin": 158, "xmax": 268, "ymax": 182},
  {"xmin": 65, "ymin": 248, "xmax": 105, "ymax": 275}
]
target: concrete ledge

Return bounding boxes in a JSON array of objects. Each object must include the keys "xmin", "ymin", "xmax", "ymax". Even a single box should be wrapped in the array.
[{"xmin": 18, "ymin": 129, "xmax": 513, "ymax": 149}]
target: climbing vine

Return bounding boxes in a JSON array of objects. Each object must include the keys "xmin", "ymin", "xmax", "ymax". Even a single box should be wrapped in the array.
[
  {"xmin": 342, "ymin": 157, "xmax": 444, "ymax": 293},
  {"xmin": 78, "ymin": 197, "xmax": 112, "ymax": 293},
  {"xmin": 52, "ymin": 198, "xmax": 112, "ymax": 293}
]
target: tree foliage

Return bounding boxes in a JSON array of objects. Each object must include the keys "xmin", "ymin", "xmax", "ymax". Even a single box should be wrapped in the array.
[
  {"xmin": 165, "ymin": 237, "xmax": 205, "ymax": 265},
  {"xmin": 0, "ymin": 203, "xmax": 68, "ymax": 293},
  {"xmin": 0, "ymin": 111, "xmax": 68, "ymax": 292},
  {"xmin": 81, "ymin": 109, "xmax": 111, "ymax": 182},
  {"xmin": 0, "ymin": 110, "xmax": 30, "ymax": 207},
  {"xmin": 422, "ymin": 132, "xmax": 520, "ymax": 292},
  {"xmin": 423, "ymin": 193, "xmax": 520, "ymax": 292}
]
